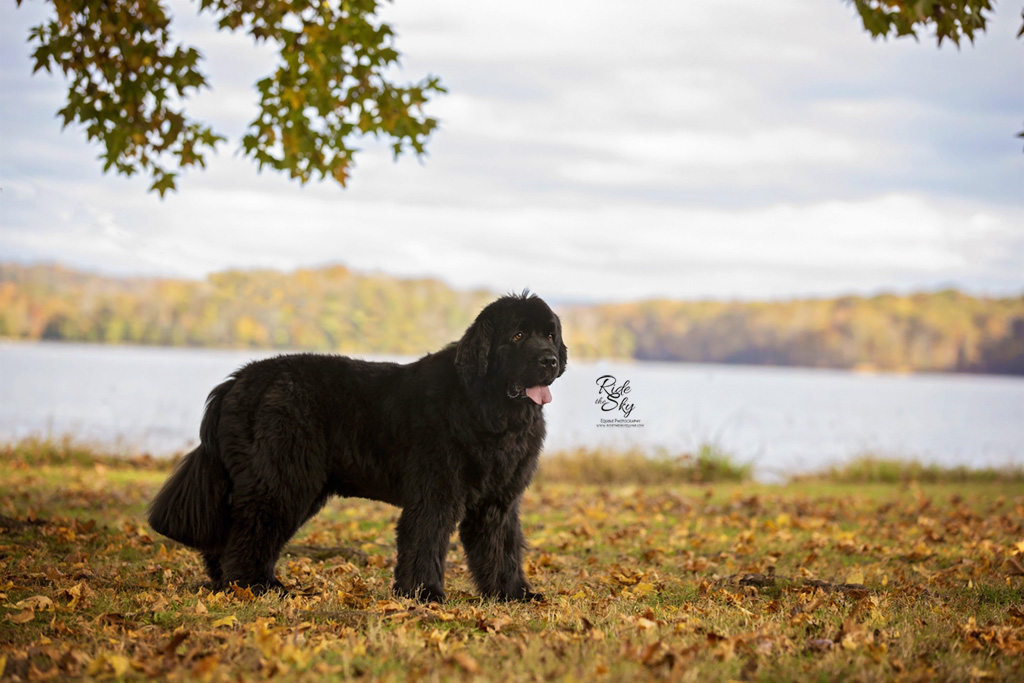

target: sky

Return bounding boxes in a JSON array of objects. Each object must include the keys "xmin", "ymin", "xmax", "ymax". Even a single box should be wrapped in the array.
[{"xmin": 1, "ymin": 0, "xmax": 1021, "ymax": 304}]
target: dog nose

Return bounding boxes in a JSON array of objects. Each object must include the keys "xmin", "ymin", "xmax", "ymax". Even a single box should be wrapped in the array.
[{"xmin": 539, "ymin": 354, "xmax": 558, "ymax": 369}]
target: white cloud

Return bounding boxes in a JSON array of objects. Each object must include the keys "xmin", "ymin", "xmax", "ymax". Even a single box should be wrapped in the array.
[{"xmin": 1, "ymin": 0, "xmax": 1021, "ymax": 302}]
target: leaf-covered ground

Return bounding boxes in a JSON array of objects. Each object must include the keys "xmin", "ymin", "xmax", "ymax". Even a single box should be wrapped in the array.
[{"xmin": 1, "ymin": 448, "xmax": 1023, "ymax": 681}]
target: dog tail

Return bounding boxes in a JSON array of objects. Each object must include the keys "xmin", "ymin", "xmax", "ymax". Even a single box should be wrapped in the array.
[{"xmin": 148, "ymin": 378, "xmax": 235, "ymax": 550}]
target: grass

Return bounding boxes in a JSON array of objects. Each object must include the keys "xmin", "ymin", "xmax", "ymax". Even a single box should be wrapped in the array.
[
  {"xmin": 537, "ymin": 444, "xmax": 752, "ymax": 485},
  {"xmin": 802, "ymin": 453, "xmax": 1024, "ymax": 484},
  {"xmin": 2, "ymin": 437, "xmax": 1023, "ymax": 681}
]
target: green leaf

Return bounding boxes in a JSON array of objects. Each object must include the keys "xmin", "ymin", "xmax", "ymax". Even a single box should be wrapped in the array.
[
  {"xmin": 18, "ymin": 0, "xmax": 445, "ymax": 193},
  {"xmin": 149, "ymin": 170, "xmax": 177, "ymax": 198}
]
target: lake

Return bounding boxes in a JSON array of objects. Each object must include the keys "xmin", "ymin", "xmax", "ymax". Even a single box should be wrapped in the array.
[{"xmin": 2, "ymin": 342, "xmax": 1022, "ymax": 480}]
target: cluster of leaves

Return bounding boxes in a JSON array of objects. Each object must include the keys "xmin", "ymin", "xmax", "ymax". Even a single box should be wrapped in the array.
[
  {"xmin": 846, "ymin": 0, "xmax": 1002, "ymax": 46},
  {"xmin": 20, "ymin": 0, "xmax": 221, "ymax": 196},
  {"xmin": 2, "ymin": 441, "xmax": 1023, "ymax": 681},
  {"xmin": 15, "ymin": 0, "xmax": 1019, "ymax": 193},
  {"xmin": 4, "ymin": 263, "xmax": 1024, "ymax": 375},
  {"xmin": 218, "ymin": 0, "xmax": 445, "ymax": 186},
  {"xmin": 17, "ymin": 0, "xmax": 444, "ymax": 195}
]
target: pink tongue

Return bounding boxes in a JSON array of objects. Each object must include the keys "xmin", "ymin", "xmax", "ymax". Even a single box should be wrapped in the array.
[{"xmin": 525, "ymin": 385, "xmax": 552, "ymax": 405}]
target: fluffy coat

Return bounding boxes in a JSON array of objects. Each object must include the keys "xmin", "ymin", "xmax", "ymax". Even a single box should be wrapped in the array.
[{"xmin": 148, "ymin": 293, "xmax": 567, "ymax": 602}]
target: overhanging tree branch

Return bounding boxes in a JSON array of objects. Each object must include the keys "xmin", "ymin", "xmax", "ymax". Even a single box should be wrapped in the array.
[
  {"xmin": 846, "ymin": 1, "xmax": 1023, "ymax": 145},
  {"xmin": 847, "ymin": 0, "xmax": 994, "ymax": 46},
  {"xmin": 16, "ymin": 0, "xmax": 445, "ymax": 196}
]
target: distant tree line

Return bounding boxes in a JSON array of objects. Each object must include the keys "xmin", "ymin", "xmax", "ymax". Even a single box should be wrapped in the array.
[
  {"xmin": 2, "ymin": 263, "xmax": 1022, "ymax": 375},
  {"xmin": 562, "ymin": 292, "xmax": 1024, "ymax": 375},
  {"xmin": 0, "ymin": 263, "xmax": 491, "ymax": 356}
]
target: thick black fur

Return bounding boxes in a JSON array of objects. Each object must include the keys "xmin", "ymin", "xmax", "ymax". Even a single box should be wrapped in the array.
[{"xmin": 148, "ymin": 293, "xmax": 567, "ymax": 602}]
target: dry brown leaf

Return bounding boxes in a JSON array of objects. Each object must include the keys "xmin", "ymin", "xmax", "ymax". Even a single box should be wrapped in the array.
[
  {"xmin": 7, "ymin": 606, "xmax": 35, "ymax": 624},
  {"xmin": 162, "ymin": 630, "xmax": 190, "ymax": 658},
  {"xmin": 450, "ymin": 652, "xmax": 481, "ymax": 674},
  {"xmin": 807, "ymin": 638, "xmax": 835, "ymax": 653},
  {"xmin": 230, "ymin": 583, "xmax": 255, "ymax": 601},
  {"xmin": 16, "ymin": 595, "xmax": 53, "ymax": 611}
]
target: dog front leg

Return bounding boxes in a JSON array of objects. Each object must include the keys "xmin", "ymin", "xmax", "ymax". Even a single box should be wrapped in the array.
[
  {"xmin": 392, "ymin": 501, "xmax": 458, "ymax": 603},
  {"xmin": 459, "ymin": 497, "xmax": 542, "ymax": 602}
]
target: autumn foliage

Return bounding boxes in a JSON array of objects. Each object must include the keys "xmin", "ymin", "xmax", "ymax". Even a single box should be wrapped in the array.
[
  {"xmin": 16, "ymin": 0, "xmax": 444, "ymax": 194},
  {"xmin": 1, "ymin": 439, "xmax": 1022, "ymax": 681},
  {"xmin": 3, "ymin": 263, "xmax": 1023, "ymax": 375}
]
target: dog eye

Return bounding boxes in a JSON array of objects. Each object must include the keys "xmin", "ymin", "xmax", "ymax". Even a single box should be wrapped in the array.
[
  {"xmin": 512, "ymin": 332, "xmax": 523, "ymax": 342},
  {"xmin": 547, "ymin": 333, "xmax": 555, "ymax": 342}
]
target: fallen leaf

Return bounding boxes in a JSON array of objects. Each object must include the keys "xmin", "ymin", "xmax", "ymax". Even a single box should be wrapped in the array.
[
  {"xmin": 450, "ymin": 652, "xmax": 480, "ymax": 674},
  {"xmin": 193, "ymin": 653, "xmax": 219, "ymax": 679},
  {"xmin": 625, "ymin": 582, "xmax": 656, "ymax": 598},
  {"xmin": 107, "ymin": 654, "xmax": 131, "ymax": 677},
  {"xmin": 372, "ymin": 599, "xmax": 406, "ymax": 614},
  {"xmin": 253, "ymin": 621, "xmax": 281, "ymax": 658},
  {"xmin": 100, "ymin": 612, "xmax": 128, "ymax": 628},
  {"xmin": 162, "ymin": 630, "xmax": 190, "ymax": 657},
  {"xmin": 16, "ymin": 595, "xmax": 53, "ymax": 611},
  {"xmin": 87, "ymin": 652, "xmax": 131, "ymax": 678},
  {"xmin": 477, "ymin": 615, "xmax": 513, "ymax": 633},
  {"xmin": 8, "ymin": 606, "xmax": 35, "ymax": 624},
  {"xmin": 212, "ymin": 615, "xmax": 238, "ymax": 628},
  {"xmin": 63, "ymin": 582, "xmax": 91, "ymax": 610},
  {"xmin": 633, "ymin": 617, "xmax": 658, "ymax": 631},
  {"xmin": 807, "ymin": 638, "xmax": 834, "ymax": 653},
  {"xmin": 230, "ymin": 584, "xmax": 255, "ymax": 601}
]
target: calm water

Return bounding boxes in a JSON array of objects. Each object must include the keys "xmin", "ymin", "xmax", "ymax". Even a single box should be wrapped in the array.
[{"xmin": 2, "ymin": 342, "xmax": 1022, "ymax": 479}]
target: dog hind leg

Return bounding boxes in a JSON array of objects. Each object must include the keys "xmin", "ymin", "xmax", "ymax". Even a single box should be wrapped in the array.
[{"xmin": 216, "ymin": 409, "xmax": 331, "ymax": 594}]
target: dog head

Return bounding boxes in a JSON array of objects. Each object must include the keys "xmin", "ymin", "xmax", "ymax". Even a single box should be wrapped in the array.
[{"xmin": 455, "ymin": 292, "xmax": 567, "ymax": 404}]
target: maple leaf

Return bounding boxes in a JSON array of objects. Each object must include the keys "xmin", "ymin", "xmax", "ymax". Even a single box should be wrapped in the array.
[
  {"xmin": 212, "ymin": 615, "xmax": 239, "ymax": 628},
  {"xmin": 230, "ymin": 583, "xmax": 256, "ymax": 601}
]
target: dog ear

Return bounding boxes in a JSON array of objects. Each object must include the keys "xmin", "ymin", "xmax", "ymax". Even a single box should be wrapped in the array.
[{"xmin": 455, "ymin": 317, "xmax": 492, "ymax": 384}]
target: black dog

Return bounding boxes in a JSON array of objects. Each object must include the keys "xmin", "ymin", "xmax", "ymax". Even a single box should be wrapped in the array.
[{"xmin": 148, "ymin": 292, "xmax": 566, "ymax": 602}]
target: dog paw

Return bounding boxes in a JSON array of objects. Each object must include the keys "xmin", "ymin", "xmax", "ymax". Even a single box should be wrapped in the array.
[
  {"xmin": 393, "ymin": 582, "xmax": 446, "ymax": 604},
  {"xmin": 222, "ymin": 577, "xmax": 287, "ymax": 597},
  {"xmin": 495, "ymin": 587, "xmax": 545, "ymax": 603}
]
